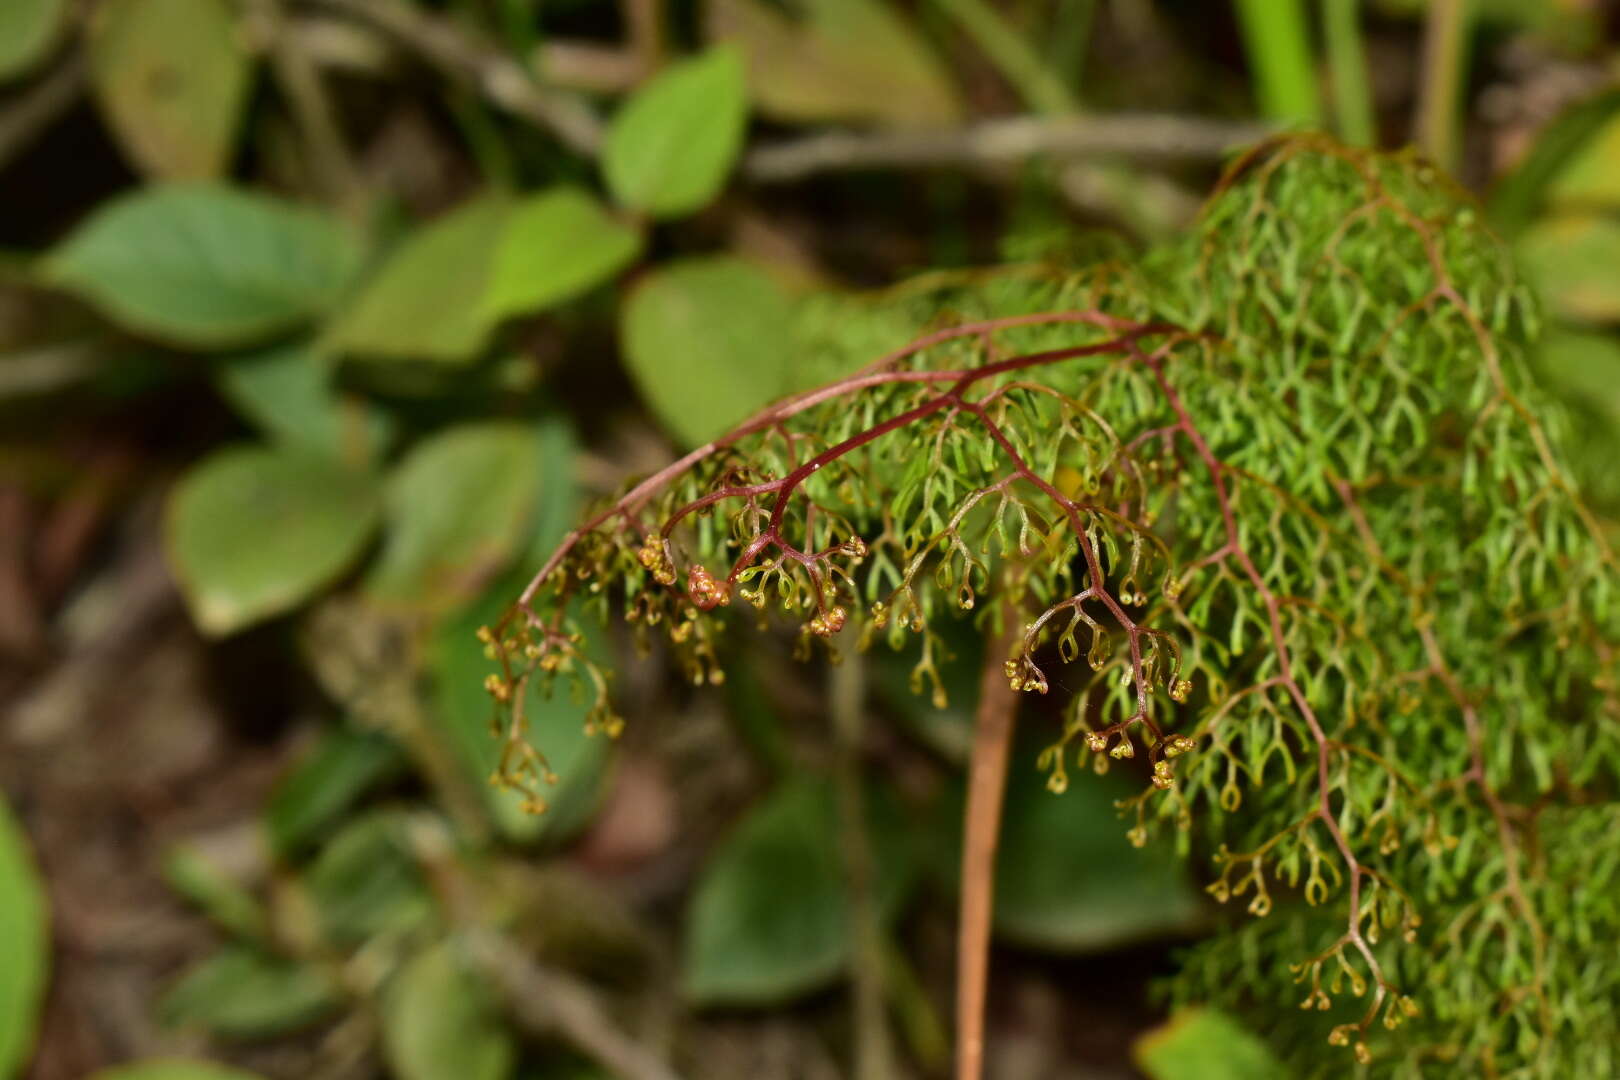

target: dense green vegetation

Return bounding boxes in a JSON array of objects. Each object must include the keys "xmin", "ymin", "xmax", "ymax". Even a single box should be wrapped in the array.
[{"xmin": 4, "ymin": 2, "xmax": 1620, "ymax": 1079}]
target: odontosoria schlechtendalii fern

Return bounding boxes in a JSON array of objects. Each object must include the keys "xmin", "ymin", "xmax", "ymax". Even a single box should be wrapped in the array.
[{"xmin": 483, "ymin": 137, "xmax": 1620, "ymax": 1076}]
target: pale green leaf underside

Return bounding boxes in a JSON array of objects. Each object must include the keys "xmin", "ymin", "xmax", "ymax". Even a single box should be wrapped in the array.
[
  {"xmin": 604, "ymin": 46, "xmax": 748, "ymax": 219},
  {"xmin": 620, "ymin": 256, "xmax": 795, "ymax": 447},
  {"xmin": 165, "ymin": 445, "xmax": 379, "ymax": 635}
]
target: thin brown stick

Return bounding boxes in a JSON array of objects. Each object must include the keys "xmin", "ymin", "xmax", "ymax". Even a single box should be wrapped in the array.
[
  {"xmin": 291, "ymin": 0, "xmax": 1264, "ymax": 182},
  {"xmin": 250, "ymin": 0, "xmax": 367, "ymax": 211},
  {"xmin": 956, "ymin": 609, "xmax": 1021, "ymax": 1080},
  {"xmin": 744, "ymin": 113, "xmax": 1270, "ymax": 183},
  {"xmin": 307, "ymin": 0, "xmax": 603, "ymax": 154},
  {"xmin": 0, "ymin": 51, "xmax": 84, "ymax": 172},
  {"xmin": 469, "ymin": 930, "xmax": 686, "ymax": 1080}
]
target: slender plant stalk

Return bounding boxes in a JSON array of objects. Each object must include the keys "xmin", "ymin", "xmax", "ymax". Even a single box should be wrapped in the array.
[
  {"xmin": 1323, "ymin": 0, "xmax": 1375, "ymax": 146},
  {"xmin": 1045, "ymin": 0, "xmax": 1096, "ymax": 100},
  {"xmin": 831, "ymin": 654, "xmax": 897, "ymax": 1080},
  {"xmin": 927, "ymin": 0, "xmax": 1198, "ymax": 238},
  {"xmin": 956, "ymin": 612, "xmax": 1021, "ymax": 1080},
  {"xmin": 929, "ymin": 0, "xmax": 1079, "ymax": 116},
  {"xmin": 1232, "ymin": 0, "xmax": 1323, "ymax": 127},
  {"xmin": 1415, "ymin": 0, "xmax": 1471, "ymax": 171},
  {"xmin": 884, "ymin": 939, "xmax": 951, "ymax": 1071},
  {"xmin": 251, "ymin": 0, "xmax": 367, "ymax": 213}
]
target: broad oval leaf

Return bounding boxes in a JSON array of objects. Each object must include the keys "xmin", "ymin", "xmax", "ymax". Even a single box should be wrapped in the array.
[
  {"xmin": 364, "ymin": 422, "xmax": 544, "ymax": 614},
  {"xmin": 1132, "ymin": 1008, "xmax": 1289, "ymax": 1080},
  {"xmin": 46, "ymin": 185, "xmax": 360, "ymax": 349},
  {"xmin": 604, "ymin": 47, "xmax": 748, "ymax": 219},
  {"xmin": 0, "ymin": 0, "xmax": 64, "ymax": 80},
  {"xmin": 620, "ymin": 256, "xmax": 795, "ymax": 447},
  {"xmin": 383, "ymin": 943, "xmax": 515, "ymax": 1080},
  {"xmin": 88, "ymin": 0, "xmax": 253, "ymax": 179},
  {"xmin": 682, "ymin": 778, "xmax": 913, "ymax": 1006},
  {"xmin": 165, "ymin": 445, "xmax": 381, "ymax": 635},
  {"xmin": 481, "ymin": 188, "xmax": 643, "ymax": 321},
  {"xmin": 87, "ymin": 1063, "xmax": 266, "ymax": 1080},
  {"xmin": 159, "ymin": 945, "xmax": 341, "ymax": 1039},
  {"xmin": 0, "ymin": 795, "xmax": 49, "ymax": 1080},
  {"xmin": 325, "ymin": 196, "xmax": 511, "ymax": 365},
  {"xmin": 993, "ymin": 768, "xmax": 1203, "ymax": 951},
  {"xmin": 706, "ymin": 0, "xmax": 961, "ymax": 129}
]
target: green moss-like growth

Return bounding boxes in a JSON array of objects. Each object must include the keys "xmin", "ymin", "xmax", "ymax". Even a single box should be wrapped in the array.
[{"xmin": 493, "ymin": 137, "xmax": 1619, "ymax": 1075}]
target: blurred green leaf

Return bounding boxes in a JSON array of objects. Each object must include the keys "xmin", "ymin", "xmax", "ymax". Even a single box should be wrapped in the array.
[
  {"xmin": 160, "ymin": 945, "xmax": 341, "ymax": 1039},
  {"xmin": 266, "ymin": 727, "xmax": 407, "ymax": 858},
  {"xmin": 1545, "ymin": 105, "xmax": 1620, "ymax": 213},
  {"xmin": 365, "ymin": 422, "xmax": 544, "ymax": 614},
  {"xmin": 789, "ymin": 289, "xmax": 924, "ymax": 392},
  {"xmin": 306, "ymin": 811, "xmax": 433, "ymax": 946},
  {"xmin": 604, "ymin": 47, "xmax": 748, "ymax": 219},
  {"xmin": 621, "ymin": 256, "xmax": 795, "ymax": 446},
  {"xmin": 1490, "ymin": 89, "xmax": 1620, "ymax": 236},
  {"xmin": 515, "ymin": 419, "xmax": 583, "ymax": 569},
  {"xmin": 87, "ymin": 1062, "xmax": 266, "ymax": 1080},
  {"xmin": 1536, "ymin": 328, "xmax": 1620, "ymax": 418},
  {"xmin": 45, "ymin": 185, "xmax": 359, "ymax": 349},
  {"xmin": 0, "ymin": 0, "xmax": 64, "ymax": 79},
  {"xmin": 482, "ymin": 188, "xmax": 642, "ymax": 321},
  {"xmin": 1532, "ymin": 328, "xmax": 1620, "ymax": 510},
  {"xmin": 165, "ymin": 445, "xmax": 380, "ymax": 635},
  {"xmin": 88, "ymin": 0, "xmax": 252, "ymax": 179},
  {"xmin": 683, "ymin": 777, "xmax": 914, "ymax": 1006},
  {"xmin": 215, "ymin": 341, "xmax": 393, "ymax": 464},
  {"xmin": 1518, "ymin": 213, "xmax": 1620, "ymax": 323},
  {"xmin": 0, "ymin": 794, "xmax": 48, "ymax": 1080},
  {"xmin": 1132, "ymin": 1008, "xmax": 1289, "ymax": 1080},
  {"xmin": 325, "ymin": 197, "xmax": 511, "ymax": 364},
  {"xmin": 383, "ymin": 943, "xmax": 516, "ymax": 1080},
  {"xmin": 706, "ymin": 0, "xmax": 961, "ymax": 129},
  {"xmin": 993, "ymin": 768, "xmax": 1203, "ymax": 950},
  {"xmin": 162, "ymin": 845, "xmax": 266, "ymax": 940},
  {"xmin": 332, "ymin": 189, "xmax": 642, "ymax": 364}
]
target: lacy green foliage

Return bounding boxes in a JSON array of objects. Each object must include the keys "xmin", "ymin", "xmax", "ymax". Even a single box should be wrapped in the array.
[{"xmin": 490, "ymin": 137, "xmax": 1620, "ymax": 1075}]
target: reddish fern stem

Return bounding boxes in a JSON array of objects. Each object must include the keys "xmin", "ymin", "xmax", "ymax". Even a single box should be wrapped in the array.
[{"xmin": 514, "ymin": 315, "xmax": 1164, "ymax": 612}]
